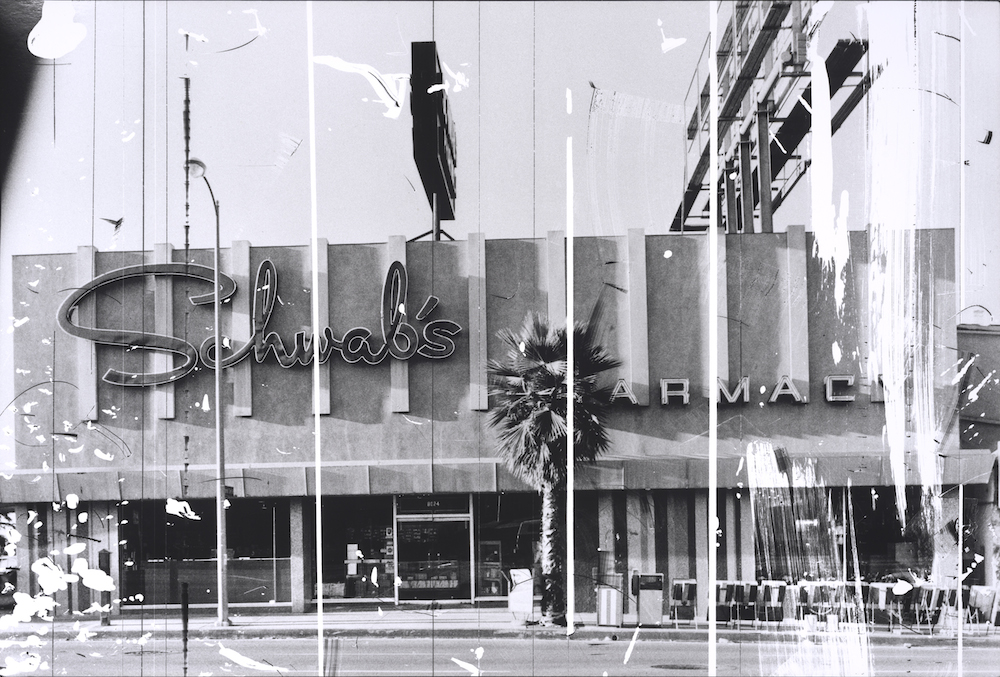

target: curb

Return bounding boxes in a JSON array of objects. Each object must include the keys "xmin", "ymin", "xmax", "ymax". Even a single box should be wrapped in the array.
[{"xmin": 9, "ymin": 625, "xmax": 998, "ymax": 645}]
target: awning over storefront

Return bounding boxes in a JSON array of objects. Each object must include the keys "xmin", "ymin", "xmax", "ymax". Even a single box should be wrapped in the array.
[{"xmin": 9, "ymin": 451, "xmax": 991, "ymax": 504}]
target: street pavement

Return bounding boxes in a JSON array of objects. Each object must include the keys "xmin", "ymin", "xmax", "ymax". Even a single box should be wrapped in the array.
[
  {"xmin": 1, "ymin": 635, "xmax": 998, "ymax": 676},
  {"xmin": 1, "ymin": 604, "xmax": 996, "ymax": 645}
]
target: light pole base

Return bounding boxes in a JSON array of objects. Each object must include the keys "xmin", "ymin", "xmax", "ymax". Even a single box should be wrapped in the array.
[{"xmin": 215, "ymin": 618, "xmax": 233, "ymax": 628}]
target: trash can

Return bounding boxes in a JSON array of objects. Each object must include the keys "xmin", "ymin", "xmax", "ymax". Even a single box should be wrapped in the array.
[
  {"xmin": 597, "ymin": 573, "xmax": 624, "ymax": 626},
  {"xmin": 632, "ymin": 573, "xmax": 664, "ymax": 627},
  {"xmin": 508, "ymin": 569, "xmax": 533, "ymax": 622}
]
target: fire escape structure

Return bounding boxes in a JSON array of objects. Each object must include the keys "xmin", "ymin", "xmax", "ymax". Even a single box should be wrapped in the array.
[{"xmin": 672, "ymin": 0, "xmax": 871, "ymax": 233}]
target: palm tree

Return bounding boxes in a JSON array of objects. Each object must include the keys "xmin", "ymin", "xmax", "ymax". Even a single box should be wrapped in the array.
[{"xmin": 487, "ymin": 311, "xmax": 619, "ymax": 625}]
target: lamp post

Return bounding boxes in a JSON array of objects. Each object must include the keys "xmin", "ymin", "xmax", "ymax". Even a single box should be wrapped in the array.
[{"xmin": 187, "ymin": 158, "xmax": 230, "ymax": 627}]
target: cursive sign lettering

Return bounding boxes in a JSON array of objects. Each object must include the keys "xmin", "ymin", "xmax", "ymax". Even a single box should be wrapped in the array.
[{"xmin": 58, "ymin": 259, "xmax": 462, "ymax": 386}]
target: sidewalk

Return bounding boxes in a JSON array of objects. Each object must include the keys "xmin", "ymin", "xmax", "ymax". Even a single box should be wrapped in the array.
[{"xmin": 1, "ymin": 606, "xmax": 996, "ymax": 645}]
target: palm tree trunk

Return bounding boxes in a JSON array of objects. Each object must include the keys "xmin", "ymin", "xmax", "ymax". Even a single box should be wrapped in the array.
[{"xmin": 539, "ymin": 480, "xmax": 566, "ymax": 625}]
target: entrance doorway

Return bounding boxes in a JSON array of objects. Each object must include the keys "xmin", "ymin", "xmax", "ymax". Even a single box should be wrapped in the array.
[{"xmin": 395, "ymin": 495, "xmax": 473, "ymax": 601}]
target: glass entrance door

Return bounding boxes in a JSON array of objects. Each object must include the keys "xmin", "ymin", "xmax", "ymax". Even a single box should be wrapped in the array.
[{"xmin": 396, "ymin": 520, "xmax": 471, "ymax": 600}]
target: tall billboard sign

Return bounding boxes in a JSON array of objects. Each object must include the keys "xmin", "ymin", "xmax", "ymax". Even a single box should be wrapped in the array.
[{"xmin": 411, "ymin": 41, "xmax": 457, "ymax": 222}]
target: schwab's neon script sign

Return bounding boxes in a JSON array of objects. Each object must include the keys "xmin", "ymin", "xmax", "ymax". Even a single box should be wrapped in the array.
[{"xmin": 57, "ymin": 259, "xmax": 462, "ymax": 386}]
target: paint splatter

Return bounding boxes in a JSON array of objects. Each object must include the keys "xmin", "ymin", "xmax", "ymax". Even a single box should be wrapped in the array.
[
  {"xmin": 0, "ymin": 652, "xmax": 41, "ymax": 675},
  {"xmin": 31, "ymin": 557, "xmax": 78, "ymax": 595},
  {"xmin": 656, "ymin": 19, "xmax": 686, "ymax": 54},
  {"xmin": 623, "ymin": 625, "xmax": 640, "ymax": 664},
  {"xmin": 441, "ymin": 61, "xmax": 470, "ymax": 92},
  {"xmin": 313, "ymin": 56, "xmax": 408, "ymax": 119},
  {"xmin": 218, "ymin": 644, "xmax": 288, "ymax": 672},
  {"xmin": 178, "ymin": 29, "xmax": 208, "ymax": 43},
  {"xmin": 966, "ymin": 370, "xmax": 995, "ymax": 402},
  {"xmin": 166, "ymin": 498, "xmax": 201, "ymax": 521},
  {"xmin": 808, "ymin": 30, "xmax": 851, "ymax": 318},
  {"xmin": 27, "ymin": 1, "xmax": 87, "ymax": 59},
  {"xmin": 243, "ymin": 9, "xmax": 267, "ymax": 37},
  {"xmin": 450, "ymin": 657, "xmax": 481, "ymax": 676}
]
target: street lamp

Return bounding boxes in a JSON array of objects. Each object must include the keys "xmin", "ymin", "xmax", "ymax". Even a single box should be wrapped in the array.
[{"xmin": 187, "ymin": 157, "xmax": 230, "ymax": 627}]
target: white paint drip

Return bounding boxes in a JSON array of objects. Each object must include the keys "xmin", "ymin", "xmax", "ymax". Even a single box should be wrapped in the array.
[
  {"xmin": 623, "ymin": 625, "xmax": 640, "ymax": 664},
  {"xmin": 218, "ymin": 643, "xmax": 288, "ymax": 672},
  {"xmin": 71, "ymin": 559, "xmax": 115, "ymax": 592},
  {"xmin": 440, "ymin": 61, "xmax": 469, "ymax": 92},
  {"xmin": 27, "ymin": 1, "xmax": 86, "ymax": 59},
  {"xmin": 243, "ymin": 9, "xmax": 267, "ymax": 37},
  {"xmin": 832, "ymin": 341, "xmax": 842, "ymax": 365},
  {"xmin": 178, "ymin": 29, "xmax": 208, "ymax": 43},
  {"xmin": 0, "ymin": 636, "xmax": 43, "ymax": 650},
  {"xmin": 967, "ymin": 370, "xmax": 995, "ymax": 402},
  {"xmin": 656, "ymin": 19, "xmax": 686, "ymax": 54},
  {"xmin": 808, "ymin": 29, "xmax": 851, "ymax": 318},
  {"xmin": 166, "ymin": 498, "xmax": 201, "ymax": 520},
  {"xmin": 313, "ymin": 56, "xmax": 408, "ymax": 119},
  {"xmin": 0, "ymin": 652, "xmax": 41, "ymax": 675},
  {"xmin": 0, "ymin": 593, "xmax": 55, "ymax": 628},
  {"xmin": 31, "ymin": 558, "xmax": 78, "ymax": 595},
  {"xmin": 450, "ymin": 657, "xmax": 481, "ymax": 676},
  {"xmin": 866, "ymin": 3, "xmax": 954, "ymax": 525}
]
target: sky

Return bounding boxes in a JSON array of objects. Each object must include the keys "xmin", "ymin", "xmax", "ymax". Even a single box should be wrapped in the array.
[{"xmin": 1, "ymin": 1, "xmax": 708, "ymax": 254}]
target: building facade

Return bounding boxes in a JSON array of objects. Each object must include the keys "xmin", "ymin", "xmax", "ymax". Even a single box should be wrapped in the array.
[{"xmin": 7, "ymin": 227, "xmax": 995, "ymax": 617}]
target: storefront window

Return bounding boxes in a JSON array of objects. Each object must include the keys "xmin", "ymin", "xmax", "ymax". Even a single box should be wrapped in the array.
[
  {"xmin": 397, "ymin": 520, "xmax": 471, "ymax": 600},
  {"xmin": 473, "ymin": 493, "xmax": 539, "ymax": 597},
  {"xmin": 836, "ymin": 486, "xmax": 938, "ymax": 583},
  {"xmin": 311, "ymin": 496, "xmax": 393, "ymax": 600},
  {"xmin": 120, "ymin": 498, "xmax": 291, "ymax": 605}
]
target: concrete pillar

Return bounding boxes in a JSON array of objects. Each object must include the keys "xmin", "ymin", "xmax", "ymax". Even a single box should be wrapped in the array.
[
  {"xmin": 290, "ymin": 498, "xmax": 306, "ymax": 612},
  {"xmin": 597, "ymin": 491, "xmax": 614, "ymax": 552},
  {"xmin": 695, "ymin": 490, "xmax": 709, "ymax": 618},
  {"xmin": 724, "ymin": 491, "xmax": 738, "ymax": 580},
  {"xmin": 625, "ymin": 491, "xmax": 656, "ymax": 577},
  {"xmin": 980, "ymin": 502, "xmax": 999, "ymax": 587},
  {"xmin": 467, "ymin": 232, "xmax": 488, "ymax": 411},
  {"xmin": 73, "ymin": 503, "xmax": 90, "ymax": 613},
  {"xmin": 45, "ymin": 503, "xmax": 71, "ymax": 616},
  {"xmin": 230, "ymin": 240, "xmax": 253, "ymax": 417},
  {"xmin": 739, "ymin": 491, "xmax": 756, "ymax": 581},
  {"xmin": 665, "ymin": 491, "xmax": 691, "ymax": 580},
  {"xmin": 931, "ymin": 493, "xmax": 962, "ymax": 583},
  {"xmin": 75, "ymin": 246, "xmax": 98, "ymax": 422},
  {"xmin": 546, "ymin": 230, "xmax": 566, "ymax": 325},
  {"xmin": 15, "ymin": 507, "xmax": 32, "ymax": 597},
  {"xmin": 624, "ymin": 229, "xmax": 650, "ymax": 406}
]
